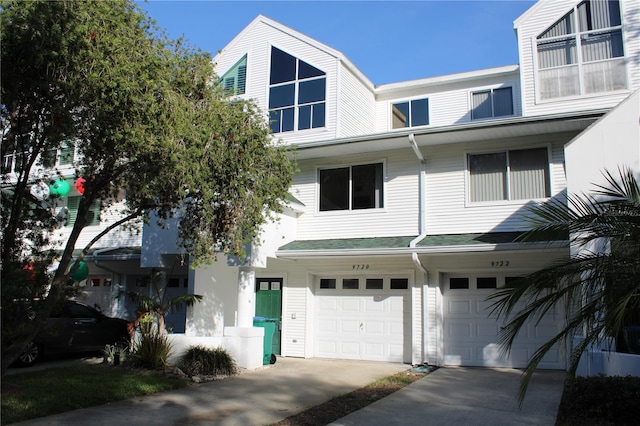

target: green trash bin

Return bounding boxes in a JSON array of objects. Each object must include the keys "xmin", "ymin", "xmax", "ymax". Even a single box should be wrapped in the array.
[{"xmin": 253, "ymin": 316, "xmax": 277, "ymax": 365}]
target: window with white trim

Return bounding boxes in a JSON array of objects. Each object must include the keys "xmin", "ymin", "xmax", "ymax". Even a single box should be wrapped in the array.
[
  {"xmin": 269, "ymin": 47, "xmax": 326, "ymax": 133},
  {"xmin": 468, "ymin": 147, "xmax": 550, "ymax": 202},
  {"xmin": 471, "ymin": 87, "xmax": 513, "ymax": 120},
  {"xmin": 2, "ymin": 140, "xmax": 76, "ymax": 174},
  {"xmin": 391, "ymin": 98, "xmax": 429, "ymax": 128},
  {"xmin": 536, "ymin": 0, "xmax": 626, "ymax": 100},
  {"xmin": 319, "ymin": 163, "xmax": 384, "ymax": 211}
]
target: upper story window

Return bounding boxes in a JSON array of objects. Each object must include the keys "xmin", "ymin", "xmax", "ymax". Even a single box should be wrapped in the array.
[
  {"xmin": 1, "ymin": 151, "xmax": 25, "ymax": 174},
  {"xmin": 536, "ymin": 0, "xmax": 626, "ymax": 100},
  {"xmin": 2, "ymin": 141, "xmax": 76, "ymax": 174},
  {"xmin": 319, "ymin": 163, "xmax": 384, "ymax": 211},
  {"xmin": 42, "ymin": 140, "xmax": 75, "ymax": 167},
  {"xmin": 269, "ymin": 46, "xmax": 326, "ymax": 133},
  {"xmin": 391, "ymin": 98, "xmax": 429, "ymax": 129},
  {"xmin": 220, "ymin": 54, "xmax": 247, "ymax": 95},
  {"xmin": 471, "ymin": 87, "xmax": 513, "ymax": 120},
  {"xmin": 468, "ymin": 147, "xmax": 550, "ymax": 203}
]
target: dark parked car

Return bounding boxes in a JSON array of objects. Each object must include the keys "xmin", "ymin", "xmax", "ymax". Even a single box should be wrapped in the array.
[{"xmin": 16, "ymin": 300, "xmax": 129, "ymax": 367}]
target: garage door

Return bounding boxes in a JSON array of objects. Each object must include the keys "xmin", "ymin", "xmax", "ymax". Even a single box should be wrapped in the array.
[
  {"xmin": 315, "ymin": 277, "xmax": 409, "ymax": 362},
  {"xmin": 443, "ymin": 275, "xmax": 564, "ymax": 369}
]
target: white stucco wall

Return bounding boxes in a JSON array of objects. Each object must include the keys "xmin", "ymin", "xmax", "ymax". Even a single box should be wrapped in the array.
[
  {"xmin": 565, "ymin": 89, "xmax": 640, "ymax": 196},
  {"xmin": 187, "ymin": 261, "xmax": 240, "ymax": 337}
]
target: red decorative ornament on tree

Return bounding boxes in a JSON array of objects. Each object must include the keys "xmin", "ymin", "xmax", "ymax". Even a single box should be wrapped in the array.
[{"xmin": 75, "ymin": 177, "xmax": 86, "ymax": 195}]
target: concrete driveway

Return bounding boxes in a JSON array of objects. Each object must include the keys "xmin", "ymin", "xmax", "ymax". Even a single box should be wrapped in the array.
[
  {"xmin": 10, "ymin": 358, "xmax": 565, "ymax": 426},
  {"xmin": 330, "ymin": 366, "xmax": 566, "ymax": 426}
]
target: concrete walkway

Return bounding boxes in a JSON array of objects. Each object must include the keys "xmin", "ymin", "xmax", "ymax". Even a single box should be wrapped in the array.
[
  {"xmin": 330, "ymin": 367, "xmax": 566, "ymax": 426},
  {"xmin": 10, "ymin": 359, "xmax": 565, "ymax": 426}
]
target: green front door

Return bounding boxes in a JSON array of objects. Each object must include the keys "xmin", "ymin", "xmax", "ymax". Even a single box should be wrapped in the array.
[{"xmin": 255, "ymin": 278, "xmax": 282, "ymax": 355}]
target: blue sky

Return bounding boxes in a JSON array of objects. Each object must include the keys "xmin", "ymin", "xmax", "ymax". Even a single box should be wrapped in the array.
[{"xmin": 138, "ymin": 1, "xmax": 536, "ymax": 85}]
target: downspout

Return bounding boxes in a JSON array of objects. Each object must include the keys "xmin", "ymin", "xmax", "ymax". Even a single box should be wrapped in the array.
[
  {"xmin": 408, "ymin": 133, "xmax": 429, "ymax": 366},
  {"xmin": 408, "ymin": 133, "xmax": 428, "ymax": 275}
]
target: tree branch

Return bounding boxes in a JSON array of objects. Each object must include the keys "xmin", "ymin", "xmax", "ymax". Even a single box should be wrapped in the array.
[{"xmin": 79, "ymin": 207, "xmax": 146, "ymax": 257}]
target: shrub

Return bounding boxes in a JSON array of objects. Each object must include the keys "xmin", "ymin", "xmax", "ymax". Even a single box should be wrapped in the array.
[
  {"xmin": 557, "ymin": 375, "xmax": 640, "ymax": 425},
  {"xmin": 129, "ymin": 331, "xmax": 172, "ymax": 370},
  {"xmin": 178, "ymin": 345, "xmax": 236, "ymax": 377}
]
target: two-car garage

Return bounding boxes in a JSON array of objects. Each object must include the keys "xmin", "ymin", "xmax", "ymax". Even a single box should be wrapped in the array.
[{"xmin": 283, "ymin": 259, "xmax": 565, "ymax": 370}]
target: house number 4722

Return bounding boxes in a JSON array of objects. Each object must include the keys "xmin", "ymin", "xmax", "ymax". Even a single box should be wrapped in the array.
[
  {"xmin": 491, "ymin": 261, "xmax": 510, "ymax": 267},
  {"xmin": 353, "ymin": 264, "xmax": 370, "ymax": 270}
]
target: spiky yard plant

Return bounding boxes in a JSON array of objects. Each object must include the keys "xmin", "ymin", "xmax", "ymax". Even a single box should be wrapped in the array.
[
  {"xmin": 178, "ymin": 345, "xmax": 236, "ymax": 377},
  {"xmin": 490, "ymin": 167, "xmax": 640, "ymax": 402}
]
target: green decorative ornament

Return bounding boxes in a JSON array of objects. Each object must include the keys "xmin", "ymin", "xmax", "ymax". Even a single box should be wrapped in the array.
[
  {"xmin": 51, "ymin": 179, "xmax": 71, "ymax": 197},
  {"xmin": 70, "ymin": 261, "xmax": 89, "ymax": 281}
]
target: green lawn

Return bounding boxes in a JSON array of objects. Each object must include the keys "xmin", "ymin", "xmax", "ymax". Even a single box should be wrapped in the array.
[{"xmin": 1, "ymin": 364, "xmax": 189, "ymax": 425}]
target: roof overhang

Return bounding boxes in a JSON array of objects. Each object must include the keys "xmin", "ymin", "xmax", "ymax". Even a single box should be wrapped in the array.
[
  {"xmin": 291, "ymin": 110, "xmax": 606, "ymax": 160},
  {"xmin": 276, "ymin": 233, "xmax": 568, "ymax": 259},
  {"xmin": 90, "ymin": 247, "xmax": 141, "ymax": 261}
]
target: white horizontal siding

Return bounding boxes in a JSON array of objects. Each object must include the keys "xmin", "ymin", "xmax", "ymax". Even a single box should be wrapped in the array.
[
  {"xmin": 374, "ymin": 73, "xmax": 522, "ymax": 133},
  {"xmin": 625, "ymin": 0, "xmax": 640, "ymax": 90},
  {"xmin": 338, "ymin": 65, "xmax": 376, "ymax": 137},
  {"xmin": 282, "ymin": 276, "xmax": 308, "ymax": 358},
  {"xmin": 517, "ymin": 0, "xmax": 640, "ymax": 116},
  {"xmin": 293, "ymin": 149, "xmax": 420, "ymax": 240},
  {"xmin": 424, "ymin": 134, "xmax": 572, "ymax": 235},
  {"xmin": 52, "ymin": 198, "xmax": 142, "ymax": 251}
]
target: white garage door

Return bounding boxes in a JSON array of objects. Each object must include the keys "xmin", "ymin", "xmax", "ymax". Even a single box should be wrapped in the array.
[
  {"xmin": 315, "ymin": 277, "xmax": 409, "ymax": 362},
  {"xmin": 443, "ymin": 275, "xmax": 564, "ymax": 369}
]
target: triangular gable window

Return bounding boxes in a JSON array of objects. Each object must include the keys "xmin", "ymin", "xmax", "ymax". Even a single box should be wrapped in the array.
[
  {"xmin": 268, "ymin": 46, "xmax": 326, "ymax": 133},
  {"xmin": 220, "ymin": 54, "xmax": 247, "ymax": 95}
]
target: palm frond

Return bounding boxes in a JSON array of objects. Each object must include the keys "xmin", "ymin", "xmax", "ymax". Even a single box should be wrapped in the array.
[{"xmin": 490, "ymin": 167, "xmax": 640, "ymax": 403}]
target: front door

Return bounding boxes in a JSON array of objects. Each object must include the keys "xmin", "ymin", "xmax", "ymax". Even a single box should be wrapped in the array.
[{"xmin": 255, "ymin": 278, "xmax": 282, "ymax": 356}]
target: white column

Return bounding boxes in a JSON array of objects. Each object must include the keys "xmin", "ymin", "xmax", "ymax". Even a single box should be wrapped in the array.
[{"xmin": 237, "ymin": 266, "xmax": 256, "ymax": 327}]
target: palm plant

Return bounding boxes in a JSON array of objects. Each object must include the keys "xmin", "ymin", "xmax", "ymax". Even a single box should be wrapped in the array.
[
  {"xmin": 122, "ymin": 269, "xmax": 202, "ymax": 335},
  {"xmin": 490, "ymin": 167, "xmax": 640, "ymax": 402}
]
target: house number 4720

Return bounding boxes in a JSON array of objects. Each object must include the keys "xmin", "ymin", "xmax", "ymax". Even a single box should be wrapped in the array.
[{"xmin": 353, "ymin": 264, "xmax": 370, "ymax": 270}]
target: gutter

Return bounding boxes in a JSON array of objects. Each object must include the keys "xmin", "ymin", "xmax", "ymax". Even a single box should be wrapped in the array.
[
  {"xmin": 293, "ymin": 109, "xmax": 607, "ymax": 152},
  {"xmin": 275, "ymin": 240, "xmax": 566, "ymax": 259},
  {"xmin": 92, "ymin": 248, "xmax": 127, "ymax": 275}
]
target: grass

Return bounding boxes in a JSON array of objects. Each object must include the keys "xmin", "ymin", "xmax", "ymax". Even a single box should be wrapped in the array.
[
  {"xmin": 272, "ymin": 368, "xmax": 430, "ymax": 426},
  {"xmin": 555, "ymin": 375, "xmax": 640, "ymax": 425},
  {"xmin": 0, "ymin": 364, "xmax": 189, "ymax": 425}
]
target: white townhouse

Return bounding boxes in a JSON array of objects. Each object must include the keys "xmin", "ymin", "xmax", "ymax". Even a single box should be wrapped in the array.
[{"xmin": 9, "ymin": 0, "xmax": 637, "ymax": 369}]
